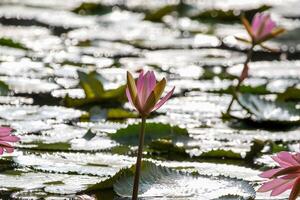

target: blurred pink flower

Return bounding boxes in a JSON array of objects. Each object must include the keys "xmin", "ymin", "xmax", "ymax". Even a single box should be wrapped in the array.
[
  {"xmin": 126, "ymin": 70, "xmax": 174, "ymax": 117},
  {"xmin": 258, "ymin": 151, "xmax": 300, "ymax": 200},
  {"xmin": 0, "ymin": 127, "xmax": 20, "ymax": 155},
  {"xmin": 251, "ymin": 13, "xmax": 276, "ymax": 41},
  {"xmin": 241, "ymin": 12, "xmax": 284, "ymax": 44}
]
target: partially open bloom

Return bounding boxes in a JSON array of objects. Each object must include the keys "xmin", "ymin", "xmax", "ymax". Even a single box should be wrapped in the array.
[
  {"xmin": 258, "ymin": 151, "xmax": 300, "ymax": 200},
  {"xmin": 241, "ymin": 12, "xmax": 284, "ymax": 44},
  {"xmin": 0, "ymin": 127, "xmax": 20, "ymax": 155},
  {"xmin": 126, "ymin": 70, "xmax": 174, "ymax": 117}
]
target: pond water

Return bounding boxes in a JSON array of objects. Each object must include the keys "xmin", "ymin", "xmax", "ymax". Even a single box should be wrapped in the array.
[{"xmin": 0, "ymin": 0, "xmax": 300, "ymax": 199}]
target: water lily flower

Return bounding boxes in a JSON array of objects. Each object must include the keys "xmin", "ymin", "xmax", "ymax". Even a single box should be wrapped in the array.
[
  {"xmin": 0, "ymin": 127, "xmax": 20, "ymax": 155},
  {"xmin": 126, "ymin": 70, "xmax": 174, "ymax": 200},
  {"xmin": 258, "ymin": 151, "xmax": 300, "ymax": 200},
  {"xmin": 126, "ymin": 70, "xmax": 175, "ymax": 117},
  {"xmin": 241, "ymin": 12, "xmax": 284, "ymax": 44},
  {"xmin": 226, "ymin": 12, "xmax": 284, "ymax": 114}
]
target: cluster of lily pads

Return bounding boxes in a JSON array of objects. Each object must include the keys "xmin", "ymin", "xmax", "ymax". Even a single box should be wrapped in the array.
[{"xmin": 0, "ymin": 0, "xmax": 300, "ymax": 200}]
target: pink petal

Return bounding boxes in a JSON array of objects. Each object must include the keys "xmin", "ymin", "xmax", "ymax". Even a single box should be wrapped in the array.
[
  {"xmin": 138, "ymin": 71, "xmax": 150, "ymax": 106},
  {"xmin": 0, "ymin": 148, "xmax": 3, "ymax": 155},
  {"xmin": 0, "ymin": 127, "xmax": 12, "ymax": 136},
  {"xmin": 251, "ymin": 13, "xmax": 262, "ymax": 33},
  {"xmin": 148, "ymin": 71, "xmax": 156, "ymax": 93},
  {"xmin": 282, "ymin": 174, "xmax": 300, "ymax": 179},
  {"xmin": 0, "ymin": 141, "xmax": 14, "ymax": 153},
  {"xmin": 272, "ymin": 155, "xmax": 292, "ymax": 168},
  {"xmin": 271, "ymin": 179, "xmax": 294, "ymax": 196},
  {"xmin": 139, "ymin": 71, "xmax": 156, "ymax": 107},
  {"xmin": 4, "ymin": 146, "xmax": 14, "ymax": 153},
  {"xmin": 261, "ymin": 16, "xmax": 276, "ymax": 37},
  {"xmin": 146, "ymin": 71, "xmax": 156, "ymax": 101},
  {"xmin": 0, "ymin": 141, "xmax": 13, "ymax": 148},
  {"xmin": 277, "ymin": 152, "xmax": 300, "ymax": 166},
  {"xmin": 259, "ymin": 168, "xmax": 282, "ymax": 178},
  {"xmin": 293, "ymin": 153, "xmax": 300, "ymax": 163},
  {"xmin": 153, "ymin": 86, "xmax": 175, "ymax": 112},
  {"xmin": 136, "ymin": 70, "xmax": 145, "ymax": 95},
  {"xmin": 258, "ymin": 178, "xmax": 290, "ymax": 192},
  {"xmin": 0, "ymin": 135, "xmax": 20, "ymax": 142}
]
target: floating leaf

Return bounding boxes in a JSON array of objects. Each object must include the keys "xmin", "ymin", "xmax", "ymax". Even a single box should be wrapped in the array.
[
  {"xmin": 65, "ymin": 71, "xmax": 126, "ymax": 107},
  {"xmin": 111, "ymin": 122, "xmax": 188, "ymax": 146},
  {"xmin": 0, "ymin": 80, "xmax": 9, "ymax": 96},
  {"xmin": 0, "ymin": 105, "xmax": 83, "ymax": 121},
  {"xmin": 72, "ymin": 2, "xmax": 112, "ymax": 15},
  {"xmin": 236, "ymin": 93, "xmax": 300, "ymax": 125},
  {"xmin": 0, "ymin": 171, "xmax": 100, "ymax": 195},
  {"xmin": 0, "ymin": 76, "xmax": 60, "ymax": 94},
  {"xmin": 112, "ymin": 162, "xmax": 256, "ymax": 199},
  {"xmin": 277, "ymin": 87, "xmax": 300, "ymax": 102},
  {"xmin": 144, "ymin": 5, "xmax": 176, "ymax": 22},
  {"xmin": 82, "ymin": 129, "xmax": 96, "ymax": 141},
  {"xmin": 86, "ymin": 106, "xmax": 138, "ymax": 121},
  {"xmin": 0, "ymin": 37, "xmax": 28, "ymax": 50},
  {"xmin": 13, "ymin": 151, "xmax": 134, "ymax": 177},
  {"xmin": 149, "ymin": 138, "xmax": 264, "ymax": 160}
]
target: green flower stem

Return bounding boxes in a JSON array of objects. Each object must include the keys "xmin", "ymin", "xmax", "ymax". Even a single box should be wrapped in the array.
[
  {"xmin": 226, "ymin": 44, "xmax": 254, "ymax": 114},
  {"xmin": 132, "ymin": 117, "xmax": 146, "ymax": 200}
]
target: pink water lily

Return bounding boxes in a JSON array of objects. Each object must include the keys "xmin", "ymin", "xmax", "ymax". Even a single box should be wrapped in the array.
[
  {"xmin": 0, "ymin": 127, "xmax": 20, "ymax": 155},
  {"xmin": 258, "ymin": 151, "xmax": 300, "ymax": 200},
  {"xmin": 126, "ymin": 70, "xmax": 174, "ymax": 117},
  {"xmin": 241, "ymin": 12, "xmax": 284, "ymax": 44},
  {"xmin": 251, "ymin": 13, "xmax": 276, "ymax": 40}
]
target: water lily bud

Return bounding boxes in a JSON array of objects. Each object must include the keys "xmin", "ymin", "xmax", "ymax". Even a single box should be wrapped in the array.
[
  {"xmin": 242, "ymin": 12, "xmax": 285, "ymax": 44},
  {"xmin": 0, "ymin": 127, "xmax": 20, "ymax": 155},
  {"xmin": 126, "ymin": 70, "xmax": 174, "ymax": 117}
]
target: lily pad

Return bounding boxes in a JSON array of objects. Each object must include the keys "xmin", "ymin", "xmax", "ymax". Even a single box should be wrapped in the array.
[
  {"xmin": 0, "ymin": 5, "xmax": 96, "ymax": 30},
  {"xmin": 13, "ymin": 151, "xmax": 134, "ymax": 177},
  {"xmin": 87, "ymin": 106, "xmax": 138, "ymax": 121},
  {"xmin": 72, "ymin": 2, "xmax": 113, "ymax": 16},
  {"xmin": 0, "ymin": 105, "xmax": 83, "ymax": 121},
  {"xmin": 0, "ymin": 76, "xmax": 60, "ymax": 94},
  {"xmin": 277, "ymin": 86, "xmax": 300, "ymax": 102},
  {"xmin": 111, "ymin": 122, "xmax": 188, "ymax": 146},
  {"xmin": 0, "ymin": 96, "xmax": 33, "ymax": 105},
  {"xmin": 0, "ymin": 60, "xmax": 52, "ymax": 78},
  {"xmin": 236, "ymin": 93, "xmax": 300, "ymax": 125},
  {"xmin": 0, "ymin": 80, "xmax": 9, "ymax": 95},
  {"xmin": 0, "ymin": 37, "xmax": 28, "ymax": 50},
  {"xmin": 64, "ymin": 71, "xmax": 126, "ymax": 107},
  {"xmin": 0, "ymin": 171, "xmax": 100, "ymax": 195},
  {"xmin": 112, "ymin": 162, "xmax": 256, "ymax": 199}
]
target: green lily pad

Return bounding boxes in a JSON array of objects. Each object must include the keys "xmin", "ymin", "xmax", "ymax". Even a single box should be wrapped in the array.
[
  {"xmin": 0, "ymin": 37, "xmax": 28, "ymax": 50},
  {"xmin": 0, "ymin": 80, "xmax": 9, "ymax": 96},
  {"xmin": 72, "ymin": 2, "xmax": 113, "ymax": 15},
  {"xmin": 0, "ymin": 171, "xmax": 100, "ymax": 195},
  {"xmin": 13, "ymin": 151, "xmax": 134, "ymax": 177},
  {"xmin": 111, "ymin": 162, "xmax": 256, "ymax": 199},
  {"xmin": 277, "ymin": 87, "xmax": 300, "ymax": 102},
  {"xmin": 87, "ymin": 106, "xmax": 138, "ymax": 121},
  {"xmin": 64, "ymin": 71, "xmax": 126, "ymax": 107},
  {"xmin": 0, "ymin": 105, "xmax": 83, "ymax": 121},
  {"xmin": 236, "ymin": 93, "xmax": 300, "ymax": 125},
  {"xmin": 110, "ymin": 122, "xmax": 188, "ymax": 146},
  {"xmin": 0, "ymin": 76, "xmax": 60, "ymax": 94}
]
